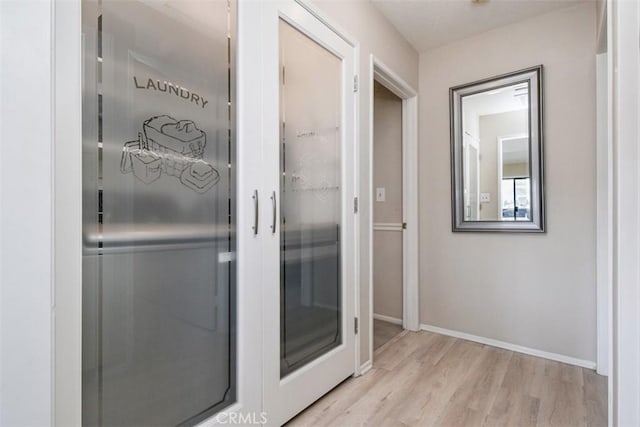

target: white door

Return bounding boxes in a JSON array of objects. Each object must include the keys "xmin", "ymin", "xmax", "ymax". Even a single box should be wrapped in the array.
[
  {"xmin": 78, "ymin": 0, "xmax": 355, "ymax": 424},
  {"xmin": 260, "ymin": 1, "xmax": 357, "ymax": 425},
  {"xmin": 80, "ymin": 1, "xmax": 263, "ymax": 424}
]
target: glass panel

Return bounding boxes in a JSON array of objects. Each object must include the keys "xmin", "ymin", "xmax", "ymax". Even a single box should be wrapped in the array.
[
  {"xmin": 500, "ymin": 178, "xmax": 531, "ymax": 221},
  {"xmin": 500, "ymin": 179, "xmax": 515, "ymax": 220},
  {"xmin": 82, "ymin": 1, "xmax": 235, "ymax": 425},
  {"xmin": 461, "ymin": 82, "xmax": 531, "ymax": 221},
  {"xmin": 279, "ymin": 20, "xmax": 342, "ymax": 377},
  {"xmin": 515, "ymin": 178, "xmax": 531, "ymax": 221}
]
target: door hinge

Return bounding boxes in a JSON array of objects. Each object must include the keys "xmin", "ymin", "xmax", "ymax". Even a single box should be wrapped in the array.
[
  {"xmin": 402, "ymin": 222, "xmax": 407, "ymax": 230},
  {"xmin": 354, "ymin": 317, "xmax": 359, "ymax": 334},
  {"xmin": 282, "ymin": 66, "xmax": 285, "ymax": 85},
  {"xmin": 353, "ymin": 197, "xmax": 358, "ymax": 214},
  {"xmin": 353, "ymin": 75, "xmax": 358, "ymax": 93}
]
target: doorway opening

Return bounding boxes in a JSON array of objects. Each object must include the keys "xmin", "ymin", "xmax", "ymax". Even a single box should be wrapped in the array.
[
  {"xmin": 365, "ymin": 57, "xmax": 420, "ymax": 370},
  {"xmin": 372, "ymin": 80, "xmax": 405, "ymax": 351}
]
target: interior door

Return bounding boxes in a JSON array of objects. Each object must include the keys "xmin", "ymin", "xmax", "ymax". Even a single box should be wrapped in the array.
[
  {"xmin": 261, "ymin": 2, "xmax": 357, "ymax": 425},
  {"xmin": 80, "ymin": 1, "xmax": 255, "ymax": 425}
]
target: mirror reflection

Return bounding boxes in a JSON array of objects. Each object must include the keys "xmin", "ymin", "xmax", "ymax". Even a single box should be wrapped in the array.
[
  {"xmin": 461, "ymin": 83, "xmax": 530, "ymax": 221},
  {"xmin": 450, "ymin": 65, "xmax": 544, "ymax": 232}
]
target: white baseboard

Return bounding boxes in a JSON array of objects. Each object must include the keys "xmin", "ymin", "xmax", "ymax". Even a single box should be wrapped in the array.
[
  {"xmin": 373, "ymin": 313, "xmax": 403, "ymax": 325},
  {"xmin": 359, "ymin": 360, "xmax": 372, "ymax": 376},
  {"xmin": 419, "ymin": 323, "xmax": 596, "ymax": 370}
]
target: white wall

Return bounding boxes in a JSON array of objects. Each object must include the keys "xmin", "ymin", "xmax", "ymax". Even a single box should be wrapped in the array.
[
  {"xmin": 313, "ymin": 0, "xmax": 419, "ymax": 366},
  {"xmin": 373, "ymin": 82, "xmax": 403, "ymax": 320},
  {"xmin": 595, "ymin": 0, "xmax": 607, "ymax": 54},
  {"xmin": 0, "ymin": 1, "xmax": 54, "ymax": 424},
  {"xmin": 419, "ymin": 3, "xmax": 597, "ymax": 363}
]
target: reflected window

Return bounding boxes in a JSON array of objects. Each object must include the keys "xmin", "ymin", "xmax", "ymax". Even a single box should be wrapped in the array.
[{"xmin": 501, "ymin": 177, "xmax": 531, "ymax": 221}]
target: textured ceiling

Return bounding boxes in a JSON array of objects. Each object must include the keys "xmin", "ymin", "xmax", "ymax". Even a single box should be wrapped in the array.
[{"xmin": 371, "ymin": 0, "xmax": 592, "ymax": 52}]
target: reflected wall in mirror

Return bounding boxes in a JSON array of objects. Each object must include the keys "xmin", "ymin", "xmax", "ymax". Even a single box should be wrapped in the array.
[{"xmin": 450, "ymin": 66, "xmax": 544, "ymax": 232}]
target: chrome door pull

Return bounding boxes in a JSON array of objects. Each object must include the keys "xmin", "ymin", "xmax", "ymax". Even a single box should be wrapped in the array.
[
  {"xmin": 252, "ymin": 190, "xmax": 259, "ymax": 235},
  {"xmin": 270, "ymin": 191, "xmax": 277, "ymax": 234}
]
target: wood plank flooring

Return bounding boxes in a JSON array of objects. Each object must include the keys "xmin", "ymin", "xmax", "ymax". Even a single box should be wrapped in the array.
[
  {"xmin": 374, "ymin": 319, "xmax": 404, "ymax": 351},
  {"xmin": 287, "ymin": 330, "xmax": 607, "ymax": 427}
]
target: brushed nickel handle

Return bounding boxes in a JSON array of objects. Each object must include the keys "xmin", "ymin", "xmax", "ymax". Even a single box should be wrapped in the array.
[
  {"xmin": 270, "ymin": 191, "xmax": 277, "ymax": 234},
  {"xmin": 252, "ymin": 190, "xmax": 259, "ymax": 235}
]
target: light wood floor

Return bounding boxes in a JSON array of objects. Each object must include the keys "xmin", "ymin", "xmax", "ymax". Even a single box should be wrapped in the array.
[
  {"xmin": 374, "ymin": 319, "xmax": 404, "ymax": 351},
  {"xmin": 288, "ymin": 330, "xmax": 607, "ymax": 427}
]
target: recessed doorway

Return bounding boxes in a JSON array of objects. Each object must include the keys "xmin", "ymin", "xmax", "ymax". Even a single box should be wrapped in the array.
[
  {"xmin": 373, "ymin": 81, "xmax": 405, "ymax": 350},
  {"xmin": 366, "ymin": 57, "xmax": 420, "ymax": 367}
]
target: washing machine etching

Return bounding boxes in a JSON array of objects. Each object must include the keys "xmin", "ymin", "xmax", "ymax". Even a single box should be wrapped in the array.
[{"xmin": 120, "ymin": 115, "xmax": 220, "ymax": 194}]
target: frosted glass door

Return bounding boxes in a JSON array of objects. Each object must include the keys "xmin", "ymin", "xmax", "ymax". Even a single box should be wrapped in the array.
[
  {"xmin": 81, "ymin": 1, "xmax": 236, "ymax": 425},
  {"xmin": 279, "ymin": 20, "xmax": 342, "ymax": 377},
  {"xmin": 261, "ymin": 2, "xmax": 356, "ymax": 424}
]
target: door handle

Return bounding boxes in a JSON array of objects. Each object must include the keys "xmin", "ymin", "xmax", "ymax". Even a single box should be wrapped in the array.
[
  {"xmin": 252, "ymin": 190, "xmax": 259, "ymax": 235},
  {"xmin": 270, "ymin": 191, "xmax": 277, "ymax": 234}
]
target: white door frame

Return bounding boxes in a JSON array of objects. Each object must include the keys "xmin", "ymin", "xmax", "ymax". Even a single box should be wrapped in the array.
[
  {"xmin": 53, "ymin": 1, "xmax": 83, "ymax": 423},
  {"xmin": 595, "ymin": 51, "xmax": 611, "ymax": 379},
  {"xmin": 366, "ymin": 56, "xmax": 419, "ymax": 368},
  {"xmin": 610, "ymin": 0, "xmax": 640, "ymax": 425},
  {"xmin": 52, "ymin": 0, "xmax": 263, "ymax": 424}
]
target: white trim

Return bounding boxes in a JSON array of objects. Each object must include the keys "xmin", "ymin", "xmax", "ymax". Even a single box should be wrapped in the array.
[
  {"xmin": 419, "ymin": 324, "xmax": 597, "ymax": 370},
  {"xmin": 367, "ymin": 55, "xmax": 420, "ymax": 371},
  {"xmin": 235, "ymin": 0, "xmax": 265, "ymax": 421},
  {"xmin": 352, "ymin": 45, "xmax": 361, "ymax": 381},
  {"xmin": 359, "ymin": 360, "xmax": 372, "ymax": 376},
  {"xmin": 373, "ymin": 222, "xmax": 403, "ymax": 232},
  {"xmin": 53, "ymin": 0, "xmax": 83, "ymax": 424},
  {"xmin": 611, "ymin": 0, "xmax": 640, "ymax": 424},
  {"xmin": 367, "ymin": 58, "xmax": 374, "ymax": 370},
  {"xmin": 373, "ymin": 313, "xmax": 402, "ymax": 325},
  {"xmin": 605, "ymin": 1, "xmax": 614, "ymax": 423},
  {"xmin": 294, "ymin": 0, "xmax": 357, "ymax": 48},
  {"xmin": 373, "ymin": 63, "xmax": 417, "ymax": 98},
  {"xmin": 596, "ymin": 52, "xmax": 611, "ymax": 377},
  {"xmin": 401, "ymin": 94, "xmax": 419, "ymax": 332},
  {"xmin": 1, "ymin": 2, "xmax": 57, "ymax": 423}
]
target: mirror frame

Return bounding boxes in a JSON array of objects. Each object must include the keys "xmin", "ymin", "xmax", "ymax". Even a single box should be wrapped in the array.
[{"xmin": 450, "ymin": 65, "xmax": 545, "ymax": 232}]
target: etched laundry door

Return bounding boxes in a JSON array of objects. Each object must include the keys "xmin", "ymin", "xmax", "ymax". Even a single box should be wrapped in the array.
[{"xmin": 81, "ymin": 1, "xmax": 236, "ymax": 425}]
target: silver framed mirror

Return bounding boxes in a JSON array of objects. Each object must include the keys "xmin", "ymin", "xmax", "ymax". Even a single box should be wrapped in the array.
[{"xmin": 450, "ymin": 65, "xmax": 544, "ymax": 232}]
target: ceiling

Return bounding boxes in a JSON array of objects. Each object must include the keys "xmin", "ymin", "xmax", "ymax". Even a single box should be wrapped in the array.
[
  {"xmin": 371, "ymin": 0, "xmax": 591, "ymax": 52},
  {"xmin": 463, "ymin": 82, "xmax": 528, "ymax": 118}
]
